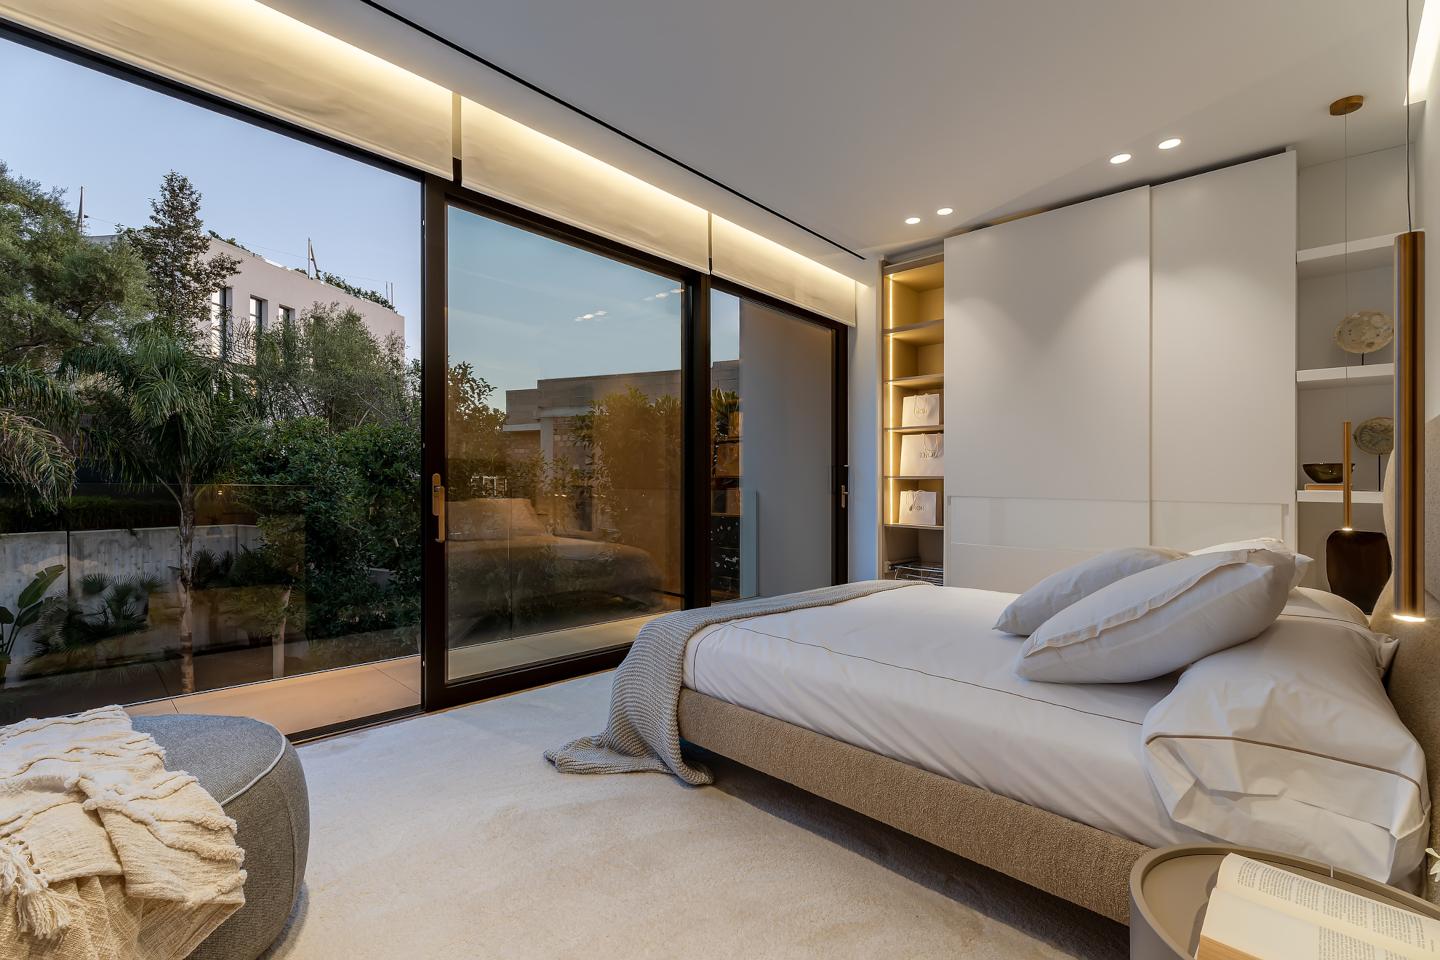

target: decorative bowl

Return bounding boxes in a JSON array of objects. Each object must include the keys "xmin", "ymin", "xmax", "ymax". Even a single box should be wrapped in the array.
[{"xmin": 1303, "ymin": 462, "xmax": 1347, "ymax": 484}]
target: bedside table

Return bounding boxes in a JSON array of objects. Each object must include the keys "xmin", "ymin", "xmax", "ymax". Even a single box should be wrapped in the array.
[{"xmin": 1129, "ymin": 844, "xmax": 1440, "ymax": 959}]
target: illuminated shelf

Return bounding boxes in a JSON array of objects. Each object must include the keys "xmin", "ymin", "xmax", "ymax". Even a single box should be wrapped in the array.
[
  {"xmin": 888, "ymin": 373, "xmax": 944, "ymax": 389},
  {"xmin": 883, "ymin": 318, "xmax": 944, "ymax": 345},
  {"xmin": 884, "ymin": 523, "xmax": 943, "ymax": 531},
  {"xmin": 886, "ymin": 425, "xmax": 944, "ymax": 434}
]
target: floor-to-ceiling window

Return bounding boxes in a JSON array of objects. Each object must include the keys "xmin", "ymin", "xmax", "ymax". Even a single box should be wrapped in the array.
[
  {"xmin": 0, "ymin": 34, "xmax": 423, "ymax": 732},
  {"xmin": 709, "ymin": 290, "xmax": 840, "ymax": 601},
  {"xmin": 440, "ymin": 204, "xmax": 685, "ymax": 683}
]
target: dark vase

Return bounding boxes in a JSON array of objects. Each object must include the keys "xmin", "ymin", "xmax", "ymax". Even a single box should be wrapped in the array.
[{"xmin": 1325, "ymin": 529, "xmax": 1392, "ymax": 614}]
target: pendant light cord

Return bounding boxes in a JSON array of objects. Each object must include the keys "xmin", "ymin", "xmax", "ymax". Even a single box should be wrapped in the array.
[{"xmin": 1407, "ymin": 0, "xmax": 1415, "ymax": 232}]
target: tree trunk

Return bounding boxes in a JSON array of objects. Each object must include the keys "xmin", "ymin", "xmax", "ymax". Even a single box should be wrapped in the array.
[
  {"xmin": 177, "ymin": 485, "xmax": 197, "ymax": 694},
  {"xmin": 271, "ymin": 584, "xmax": 292, "ymax": 679}
]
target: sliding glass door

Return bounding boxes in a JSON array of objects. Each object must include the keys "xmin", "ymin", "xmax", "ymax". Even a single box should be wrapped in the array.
[
  {"xmin": 435, "ymin": 201, "xmax": 686, "ymax": 687},
  {"xmin": 709, "ymin": 290, "xmax": 842, "ymax": 601}
]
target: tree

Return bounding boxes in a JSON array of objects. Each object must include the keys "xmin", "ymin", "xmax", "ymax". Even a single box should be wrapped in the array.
[
  {"xmin": 70, "ymin": 329, "xmax": 252, "ymax": 692},
  {"xmin": 0, "ymin": 162, "xmax": 149, "ymax": 366},
  {"xmin": 253, "ymin": 302, "xmax": 412, "ymax": 430},
  {"xmin": 0, "ymin": 161, "xmax": 149, "ymax": 510},
  {"xmin": 120, "ymin": 171, "xmax": 238, "ymax": 345},
  {"xmin": 68, "ymin": 171, "xmax": 245, "ymax": 693}
]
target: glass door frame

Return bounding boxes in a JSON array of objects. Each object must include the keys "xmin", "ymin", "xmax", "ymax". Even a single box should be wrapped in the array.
[{"xmin": 420, "ymin": 175, "xmax": 847, "ymax": 711}]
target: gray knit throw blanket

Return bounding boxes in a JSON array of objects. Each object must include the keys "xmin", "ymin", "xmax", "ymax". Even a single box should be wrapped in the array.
[{"xmin": 545, "ymin": 579, "xmax": 917, "ymax": 784}]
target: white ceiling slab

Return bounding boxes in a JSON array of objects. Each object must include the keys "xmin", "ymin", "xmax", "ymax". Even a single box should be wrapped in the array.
[{"xmin": 278, "ymin": 0, "xmax": 1415, "ymax": 260}]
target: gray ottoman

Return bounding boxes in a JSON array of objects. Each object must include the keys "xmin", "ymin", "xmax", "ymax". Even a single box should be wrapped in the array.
[{"xmin": 134, "ymin": 714, "xmax": 309, "ymax": 960}]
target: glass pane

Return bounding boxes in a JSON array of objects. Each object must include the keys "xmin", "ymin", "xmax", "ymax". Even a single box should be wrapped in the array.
[
  {"xmin": 710, "ymin": 291, "xmax": 835, "ymax": 601},
  {"xmin": 0, "ymin": 37, "xmax": 422, "ymax": 731},
  {"xmin": 445, "ymin": 206, "xmax": 683, "ymax": 682}
]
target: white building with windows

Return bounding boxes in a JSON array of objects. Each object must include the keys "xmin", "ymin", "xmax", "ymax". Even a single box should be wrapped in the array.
[{"xmin": 205, "ymin": 237, "xmax": 405, "ymax": 359}]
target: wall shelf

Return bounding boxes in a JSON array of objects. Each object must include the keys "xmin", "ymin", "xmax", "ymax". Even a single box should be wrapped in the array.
[
  {"xmin": 885, "ymin": 425, "xmax": 944, "ymax": 434},
  {"xmin": 1296, "ymin": 489, "xmax": 1383, "ymax": 504},
  {"xmin": 882, "ymin": 259, "xmax": 946, "ymax": 580},
  {"xmin": 887, "ymin": 372, "xmax": 944, "ymax": 389},
  {"xmin": 883, "ymin": 317, "xmax": 944, "ymax": 345},
  {"xmin": 1296, "ymin": 233, "xmax": 1396, "ymax": 279},
  {"xmin": 1295, "ymin": 363, "xmax": 1394, "ymax": 390}
]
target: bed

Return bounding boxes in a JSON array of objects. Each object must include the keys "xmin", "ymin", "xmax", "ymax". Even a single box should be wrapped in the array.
[
  {"xmin": 669, "ymin": 421, "xmax": 1440, "ymax": 924},
  {"xmin": 675, "ymin": 584, "xmax": 1439, "ymax": 923},
  {"xmin": 445, "ymin": 498, "xmax": 662, "ymax": 640}
]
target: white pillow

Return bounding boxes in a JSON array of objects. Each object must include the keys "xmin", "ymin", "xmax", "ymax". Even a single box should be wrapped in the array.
[
  {"xmin": 1013, "ymin": 549, "xmax": 1294, "ymax": 683},
  {"xmin": 1191, "ymin": 537, "xmax": 1312, "ymax": 590},
  {"xmin": 993, "ymin": 546, "xmax": 1187, "ymax": 635},
  {"xmin": 1142, "ymin": 600, "xmax": 1426, "ymax": 885}
]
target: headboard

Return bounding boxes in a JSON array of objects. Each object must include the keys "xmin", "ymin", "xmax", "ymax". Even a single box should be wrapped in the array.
[{"xmin": 1373, "ymin": 415, "xmax": 1440, "ymax": 902}]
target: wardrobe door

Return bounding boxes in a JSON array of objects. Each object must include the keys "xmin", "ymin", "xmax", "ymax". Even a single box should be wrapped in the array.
[
  {"xmin": 943, "ymin": 187, "xmax": 1152, "ymax": 591},
  {"xmin": 1150, "ymin": 152, "xmax": 1297, "ymax": 550}
]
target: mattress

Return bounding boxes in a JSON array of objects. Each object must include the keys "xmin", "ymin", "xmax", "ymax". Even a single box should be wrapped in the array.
[{"xmin": 682, "ymin": 583, "xmax": 1208, "ymax": 850}]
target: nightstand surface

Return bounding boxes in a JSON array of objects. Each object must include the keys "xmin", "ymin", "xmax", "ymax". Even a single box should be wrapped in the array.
[{"xmin": 1129, "ymin": 843, "xmax": 1440, "ymax": 960}]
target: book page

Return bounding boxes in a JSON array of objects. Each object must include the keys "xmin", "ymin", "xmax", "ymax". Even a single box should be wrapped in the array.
[
  {"xmin": 1199, "ymin": 888, "xmax": 1417, "ymax": 960},
  {"xmin": 1213, "ymin": 855, "xmax": 1439, "ymax": 957}
]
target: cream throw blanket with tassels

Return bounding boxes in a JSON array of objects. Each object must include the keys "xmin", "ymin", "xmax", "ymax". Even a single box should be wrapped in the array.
[{"xmin": 0, "ymin": 706, "xmax": 246, "ymax": 960}]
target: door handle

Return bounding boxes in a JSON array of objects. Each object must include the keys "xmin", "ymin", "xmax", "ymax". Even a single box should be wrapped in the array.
[
  {"xmin": 840, "ymin": 484, "xmax": 848, "ymax": 509},
  {"xmin": 431, "ymin": 473, "xmax": 446, "ymax": 543}
]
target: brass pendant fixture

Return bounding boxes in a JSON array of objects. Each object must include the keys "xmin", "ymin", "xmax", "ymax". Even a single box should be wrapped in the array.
[{"xmin": 1392, "ymin": 230, "xmax": 1426, "ymax": 621}]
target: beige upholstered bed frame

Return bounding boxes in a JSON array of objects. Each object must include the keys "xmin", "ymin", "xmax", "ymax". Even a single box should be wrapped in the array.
[{"xmin": 677, "ymin": 417, "xmax": 1440, "ymax": 925}]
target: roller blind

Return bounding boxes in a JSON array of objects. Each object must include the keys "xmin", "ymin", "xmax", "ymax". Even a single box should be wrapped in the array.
[
  {"xmin": 460, "ymin": 98, "xmax": 710, "ymax": 273},
  {"xmin": 0, "ymin": 0, "xmax": 453, "ymax": 177},
  {"xmin": 711, "ymin": 216, "xmax": 856, "ymax": 326}
]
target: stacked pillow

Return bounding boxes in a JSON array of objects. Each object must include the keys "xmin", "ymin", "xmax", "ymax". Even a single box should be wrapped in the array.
[{"xmin": 998, "ymin": 538, "xmax": 1308, "ymax": 683}]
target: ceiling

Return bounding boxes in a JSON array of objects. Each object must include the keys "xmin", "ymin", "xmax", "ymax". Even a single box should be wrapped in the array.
[{"xmin": 341, "ymin": 0, "xmax": 1415, "ymax": 259}]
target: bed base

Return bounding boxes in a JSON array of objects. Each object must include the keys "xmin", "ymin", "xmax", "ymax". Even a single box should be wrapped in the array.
[{"xmin": 678, "ymin": 688, "xmax": 1147, "ymax": 923}]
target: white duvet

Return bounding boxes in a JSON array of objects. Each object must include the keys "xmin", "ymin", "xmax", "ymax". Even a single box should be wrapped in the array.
[{"xmin": 683, "ymin": 583, "xmax": 1206, "ymax": 850}]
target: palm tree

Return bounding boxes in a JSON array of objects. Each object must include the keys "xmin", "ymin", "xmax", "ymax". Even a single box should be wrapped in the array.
[
  {"xmin": 68, "ymin": 328, "xmax": 253, "ymax": 692},
  {"xmin": 0, "ymin": 366, "xmax": 84, "ymax": 511}
]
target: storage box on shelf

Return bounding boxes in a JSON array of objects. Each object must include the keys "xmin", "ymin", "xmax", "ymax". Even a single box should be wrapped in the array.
[{"xmin": 881, "ymin": 258, "xmax": 945, "ymax": 579}]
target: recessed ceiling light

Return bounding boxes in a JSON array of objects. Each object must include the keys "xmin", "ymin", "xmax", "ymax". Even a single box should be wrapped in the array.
[
  {"xmin": 1109, "ymin": 153, "xmax": 1132, "ymax": 164},
  {"xmin": 655, "ymin": 292, "xmax": 668, "ymax": 299},
  {"xmin": 904, "ymin": 216, "xmax": 922, "ymax": 225},
  {"xmin": 582, "ymin": 313, "xmax": 594, "ymax": 319},
  {"xmin": 1157, "ymin": 137, "xmax": 1182, "ymax": 150},
  {"xmin": 935, "ymin": 207, "xmax": 954, "ymax": 217}
]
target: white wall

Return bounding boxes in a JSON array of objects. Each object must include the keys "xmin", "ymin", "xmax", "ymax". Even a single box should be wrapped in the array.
[{"xmin": 1417, "ymin": 46, "xmax": 1440, "ymax": 420}]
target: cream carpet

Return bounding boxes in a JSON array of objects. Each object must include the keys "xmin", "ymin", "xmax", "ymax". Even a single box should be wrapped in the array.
[{"xmin": 264, "ymin": 672, "xmax": 1127, "ymax": 959}]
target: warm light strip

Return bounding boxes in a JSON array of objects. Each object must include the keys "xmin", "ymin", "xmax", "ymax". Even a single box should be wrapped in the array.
[{"xmin": 1411, "ymin": 0, "xmax": 1440, "ymax": 104}]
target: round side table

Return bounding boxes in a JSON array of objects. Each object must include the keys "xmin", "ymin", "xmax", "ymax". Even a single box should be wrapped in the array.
[{"xmin": 1129, "ymin": 844, "xmax": 1440, "ymax": 960}]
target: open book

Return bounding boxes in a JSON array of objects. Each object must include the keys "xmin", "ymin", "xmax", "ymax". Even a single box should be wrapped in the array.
[{"xmin": 1198, "ymin": 854, "xmax": 1440, "ymax": 960}]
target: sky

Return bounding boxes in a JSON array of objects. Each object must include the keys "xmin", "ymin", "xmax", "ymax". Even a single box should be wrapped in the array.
[
  {"xmin": 0, "ymin": 35, "xmax": 739, "ymax": 404},
  {"xmin": 0, "ymin": 38, "xmax": 422, "ymax": 351}
]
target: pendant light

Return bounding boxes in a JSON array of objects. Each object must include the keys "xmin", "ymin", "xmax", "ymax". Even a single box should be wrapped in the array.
[
  {"xmin": 1393, "ymin": 0, "xmax": 1427, "ymax": 623},
  {"xmin": 1325, "ymin": 95, "xmax": 1392, "ymax": 613}
]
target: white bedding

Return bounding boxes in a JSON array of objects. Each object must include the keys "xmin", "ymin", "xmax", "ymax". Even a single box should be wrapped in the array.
[{"xmin": 682, "ymin": 583, "xmax": 1207, "ymax": 850}]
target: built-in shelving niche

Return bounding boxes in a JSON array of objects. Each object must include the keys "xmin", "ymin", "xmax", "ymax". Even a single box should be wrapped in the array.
[
  {"xmin": 881, "ymin": 258, "xmax": 945, "ymax": 580},
  {"xmin": 1294, "ymin": 230, "xmax": 1398, "ymax": 586}
]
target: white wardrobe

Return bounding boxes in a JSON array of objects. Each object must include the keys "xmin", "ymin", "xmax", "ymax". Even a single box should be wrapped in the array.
[{"xmin": 943, "ymin": 152, "xmax": 1297, "ymax": 592}]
